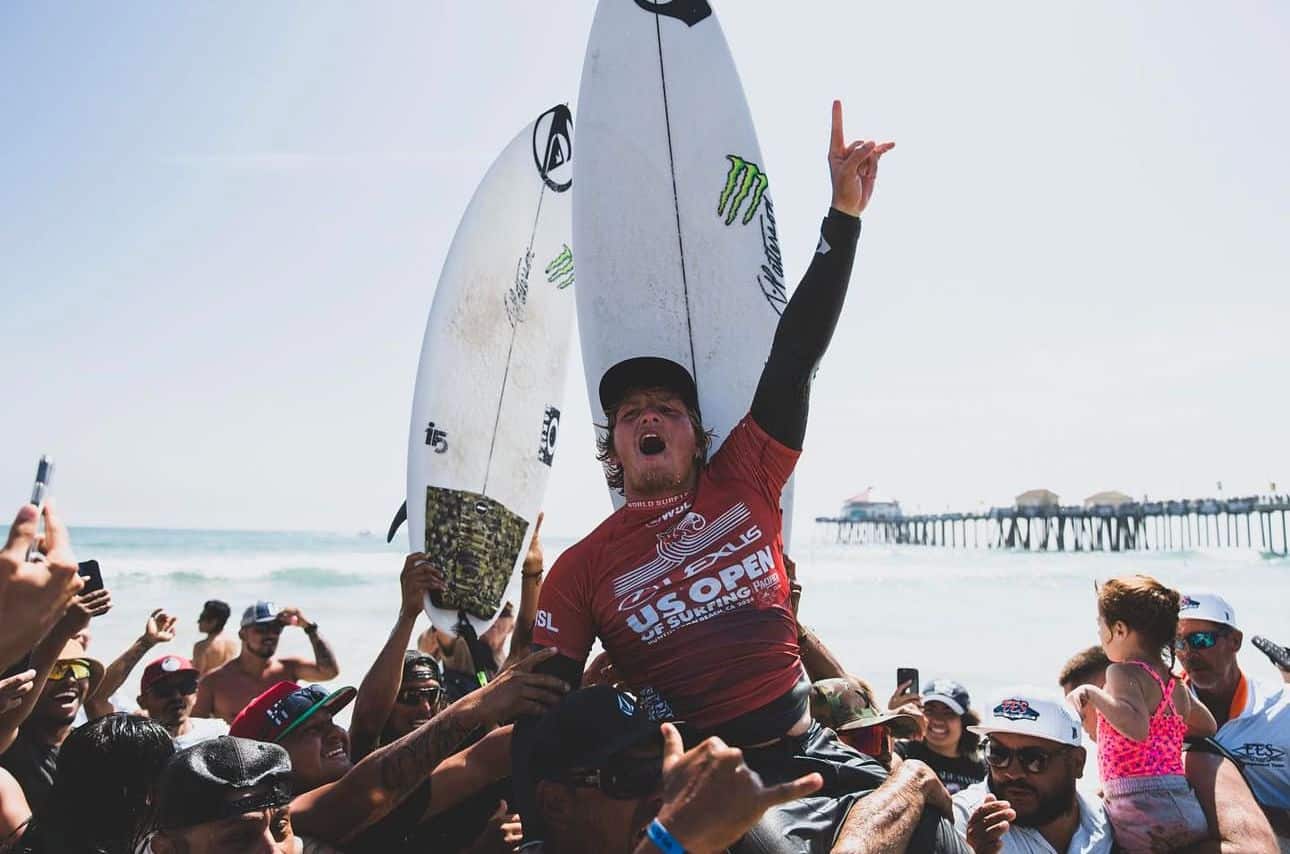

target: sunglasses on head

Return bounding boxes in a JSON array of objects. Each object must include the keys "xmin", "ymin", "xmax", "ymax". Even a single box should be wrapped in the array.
[
  {"xmin": 396, "ymin": 686, "xmax": 441, "ymax": 707},
  {"xmin": 49, "ymin": 660, "xmax": 92, "ymax": 682},
  {"xmin": 559, "ymin": 754, "xmax": 662, "ymax": 800},
  {"xmin": 149, "ymin": 677, "xmax": 198, "ymax": 699},
  {"xmin": 1175, "ymin": 628, "xmax": 1231, "ymax": 652},
  {"xmin": 984, "ymin": 740, "xmax": 1071, "ymax": 775}
]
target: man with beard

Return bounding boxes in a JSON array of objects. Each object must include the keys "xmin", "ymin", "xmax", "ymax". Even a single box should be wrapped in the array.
[
  {"xmin": 952, "ymin": 690, "xmax": 1112, "ymax": 854},
  {"xmin": 136, "ymin": 654, "xmax": 228, "ymax": 748},
  {"xmin": 1176, "ymin": 591, "xmax": 1290, "ymax": 844},
  {"xmin": 193, "ymin": 601, "xmax": 339, "ymax": 723}
]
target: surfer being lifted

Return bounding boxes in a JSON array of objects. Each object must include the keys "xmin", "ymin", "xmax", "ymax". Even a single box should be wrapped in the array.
[{"xmin": 519, "ymin": 105, "xmax": 960, "ymax": 850}]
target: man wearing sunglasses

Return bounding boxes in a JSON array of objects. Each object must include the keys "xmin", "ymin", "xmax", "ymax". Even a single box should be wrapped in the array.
[
  {"xmin": 952, "ymin": 690, "xmax": 1112, "ymax": 854},
  {"xmin": 137, "ymin": 654, "xmax": 229, "ymax": 749},
  {"xmin": 1177, "ymin": 591, "xmax": 1290, "ymax": 844},
  {"xmin": 0, "ymin": 637, "xmax": 103, "ymax": 815}
]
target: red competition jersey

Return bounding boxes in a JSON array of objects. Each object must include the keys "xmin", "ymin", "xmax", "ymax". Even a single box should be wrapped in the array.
[{"xmin": 534, "ymin": 414, "xmax": 801, "ymax": 729}]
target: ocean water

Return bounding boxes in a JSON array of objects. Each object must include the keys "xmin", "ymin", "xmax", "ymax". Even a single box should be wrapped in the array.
[{"xmin": 73, "ymin": 527, "xmax": 1289, "ymax": 725}]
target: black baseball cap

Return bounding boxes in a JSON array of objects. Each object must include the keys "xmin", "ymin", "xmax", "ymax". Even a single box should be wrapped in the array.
[
  {"xmin": 402, "ymin": 650, "xmax": 442, "ymax": 683},
  {"xmin": 598, "ymin": 357, "xmax": 699, "ymax": 416},
  {"xmin": 531, "ymin": 686, "xmax": 662, "ymax": 779},
  {"xmin": 156, "ymin": 737, "xmax": 293, "ymax": 830}
]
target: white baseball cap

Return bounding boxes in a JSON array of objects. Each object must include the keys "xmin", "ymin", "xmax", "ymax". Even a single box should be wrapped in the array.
[
  {"xmin": 967, "ymin": 687, "xmax": 1083, "ymax": 748},
  {"xmin": 1178, "ymin": 592, "xmax": 1238, "ymax": 629}
]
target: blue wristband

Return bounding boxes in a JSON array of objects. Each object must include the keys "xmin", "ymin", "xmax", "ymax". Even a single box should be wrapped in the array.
[{"xmin": 646, "ymin": 818, "xmax": 685, "ymax": 854}]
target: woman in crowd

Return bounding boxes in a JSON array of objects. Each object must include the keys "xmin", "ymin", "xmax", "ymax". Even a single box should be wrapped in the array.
[{"xmin": 889, "ymin": 677, "xmax": 987, "ymax": 794}]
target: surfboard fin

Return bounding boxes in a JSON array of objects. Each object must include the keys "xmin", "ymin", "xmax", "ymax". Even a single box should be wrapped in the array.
[{"xmin": 386, "ymin": 501, "xmax": 408, "ymax": 543}]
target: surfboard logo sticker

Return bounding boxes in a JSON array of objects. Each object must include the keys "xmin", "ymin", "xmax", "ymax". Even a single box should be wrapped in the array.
[
  {"xmin": 717, "ymin": 155, "xmax": 769, "ymax": 226},
  {"xmin": 532, "ymin": 105, "xmax": 573, "ymax": 193},
  {"xmin": 634, "ymin": 0, "xmax": 712, "ymax": 27},
  {"xmin": 424, "ymin": 421, "xmax": 449, "ymax": 454},
  {"xmin": 538, "ymin": 405, "xmax": 560, "ymax": 466},
  {"xmin": 545, "ymin": 244, "xmax": 574, "ymax": 289}
]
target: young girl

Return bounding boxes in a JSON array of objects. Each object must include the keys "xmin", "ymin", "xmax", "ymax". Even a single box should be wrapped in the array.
[{"xmin": 1067, "ymin": 575, "xmax": 1217, "ymax": 852}]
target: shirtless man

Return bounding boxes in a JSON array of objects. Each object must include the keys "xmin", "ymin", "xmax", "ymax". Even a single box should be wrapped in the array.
[
  {"xmin": 192, "ymin": 601, "xmax": 339, "ymax": 723},
  {"xmin": 192, "ymin": 600, "xmax": 238, "ymax": 675}
]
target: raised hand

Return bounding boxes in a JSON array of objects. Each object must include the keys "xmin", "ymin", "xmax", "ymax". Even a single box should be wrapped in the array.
[
  {"xmin": 0, "ymin": 503, "xmax": 84, "ymax": 666},
  {"xmin": 276, "ymin": 606, "xmax": 312, "ymax": 629},
  {"xmin": 399, "ymin": 553, "xmax": 447, "ymax": 617},
  {"xmin": 144, "ymin": 608, "xmax": 178, "ymax": 645},
  {"xmin": 54, "ymin": 588, "xmax": 113, "ymax": 641},
  {"xmin": 965, "ymin": 793, "xmax": 1015, "ymax": 853},
  {"xmin": 0, "ymin": 669, "xmax": 35, "ymax": 715},
  {"xmin": 471, "ymin": 646, "xmax": 567, "ymax": 725},
  {"xmin": 828, "ymin": 100, "xmax": 894, "ymax": 218},
  {"xmin": 524, "ymin": 512, "xmax": 545, "ymax": 573},
  {"xmin": 650, "ymin": 723, "xmax": 823, "ymax": 854}
]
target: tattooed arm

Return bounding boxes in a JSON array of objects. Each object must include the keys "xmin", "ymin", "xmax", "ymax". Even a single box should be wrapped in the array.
[{"xmin": 289, "ymin": 648, "xmax": 568, "ymax": 844}]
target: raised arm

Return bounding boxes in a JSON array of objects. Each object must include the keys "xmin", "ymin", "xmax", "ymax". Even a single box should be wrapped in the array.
[
  {"xmin": 750, "ymin": 101, "xmax": 893, "ymax": 449},
  {"xmin": 1068, "ymin": 664, "xmax": 1152, "ymax": 742},
  {"xmin": 505, "ymin": 513, "xmax": 546, "ymax": 670},
  {"xmin": 86, "ymin": 607, "xmax": 176, "ymax": 719},
  {"xmin": 278, "ymin": 607, "xmax": 340, "ymax": 682},
  {"xmin": 0, "ymin": 503, "xmax": 85, "ymax": 671},
  {"xmin": 349, "ymin": 554, "xmax": 444, "ymax": 761},
  {"xmin": 0, "ymin": 590, "xmax": 109, "ymax": 751},
  {"xmin": 291, "ymin": 647, "xmax": 568, "ymax": 844}
]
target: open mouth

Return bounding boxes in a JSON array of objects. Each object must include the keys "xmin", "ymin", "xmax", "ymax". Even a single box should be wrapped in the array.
[
  {"xmin": 323, "ymin": 743, "xmax": 347, "ymax": 761},
  {"xmin": 638, "ymin": 433, "xmax": 665, "ymax": 456}
]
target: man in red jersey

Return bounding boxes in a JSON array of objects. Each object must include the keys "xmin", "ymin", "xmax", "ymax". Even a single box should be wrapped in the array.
[{"xmin": 516, "ymin": 103, "xmax": 967, "ymax": 853}]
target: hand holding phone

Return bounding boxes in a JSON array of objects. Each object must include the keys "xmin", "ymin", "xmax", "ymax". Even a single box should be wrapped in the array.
[
  {"xmin": 896, "ymin": 667, "xmax": 920, "ymax": 697},
  {"xmin": 77, "ymin": 560, "xmax": 104, "ymax": 595}
]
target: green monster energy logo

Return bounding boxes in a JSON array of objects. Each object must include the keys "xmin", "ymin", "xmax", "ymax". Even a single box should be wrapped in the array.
[
  {"xmin": 545, "ymin": 244, "xmax": 574, "ymax": 289},
  {"xmin": 717, "ymin": 155, "xmax": 769, "ymax": 226}
]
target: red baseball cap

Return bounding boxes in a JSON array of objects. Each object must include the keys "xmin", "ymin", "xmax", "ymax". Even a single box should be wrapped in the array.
[
  {"xmin": 141, "ymin": 655, "xmax": 200, "ymax": 693},
  {"xmin": 229, "ymin": 681, "xmax": 357, "ymax": 744}
]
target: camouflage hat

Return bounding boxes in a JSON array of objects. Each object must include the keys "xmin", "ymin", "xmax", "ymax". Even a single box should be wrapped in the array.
[{"xmin": 811, "ymin": 678, "xmax": 920, "ymax": 737}]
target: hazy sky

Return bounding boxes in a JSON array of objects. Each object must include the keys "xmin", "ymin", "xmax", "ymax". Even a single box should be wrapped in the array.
[{"xmin": 2, "ymin": 2, "xmax": 1287, "ymax": 539}]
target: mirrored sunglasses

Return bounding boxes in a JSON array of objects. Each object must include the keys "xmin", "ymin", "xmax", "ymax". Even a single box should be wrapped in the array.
[
  {"xmin": 1175, "ymin": 628, "xmax": 1231, "ymax": 652},
  {"xmin": 50, "ymin": 660, "xmax": 92, "ymax": 682}
]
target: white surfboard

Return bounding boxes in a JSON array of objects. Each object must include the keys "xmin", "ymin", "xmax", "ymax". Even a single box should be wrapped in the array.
[
  {"xmin": 406, "ymin": 105, "xmax": 575, "ymax": 636},
  {"xmin": 572, "ymin": 0, "xmax": 794, "ymax": 544}
]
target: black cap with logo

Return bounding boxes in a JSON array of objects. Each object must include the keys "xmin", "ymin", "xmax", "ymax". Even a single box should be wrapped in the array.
[{"xmin": 598, "ymin": 357, "xmax": 699, "ymax": 416}]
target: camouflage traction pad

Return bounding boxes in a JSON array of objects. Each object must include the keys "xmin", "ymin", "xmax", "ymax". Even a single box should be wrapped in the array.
[{"xmin": 423, "ymin": 487, "xmax": 527, "ymax": 621}]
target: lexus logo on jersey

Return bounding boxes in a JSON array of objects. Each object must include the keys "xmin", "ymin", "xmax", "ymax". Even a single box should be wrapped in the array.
[
  {"xmin": 634, "ymin": 0, "xmax": 712, "ymax": 27},
  {"xmin": 532, "ymin": 105, "xmax": 573, "ymax": 193},
  {"xmin": 538, "ymin": 406, "xmax": 560, "ymax": 466}
]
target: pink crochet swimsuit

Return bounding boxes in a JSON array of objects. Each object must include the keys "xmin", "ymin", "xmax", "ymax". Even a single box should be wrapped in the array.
[{"xmin": 1097, "ymin": 660, "xmax": 1186, "ymax": 782}]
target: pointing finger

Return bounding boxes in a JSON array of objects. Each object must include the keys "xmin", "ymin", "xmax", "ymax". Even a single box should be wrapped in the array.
[
  {"xmin": 660, "ymin": 721, "xmax": 684, "ymax": 767},
  {"xmin": 830, "ymin": 100, "xmax": 845, "ymax": 156}
]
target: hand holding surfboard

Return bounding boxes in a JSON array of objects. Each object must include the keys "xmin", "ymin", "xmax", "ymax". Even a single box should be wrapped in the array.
[{"xmin": 828, "ymin": 100, "xmax": 895, "ymax": 218}]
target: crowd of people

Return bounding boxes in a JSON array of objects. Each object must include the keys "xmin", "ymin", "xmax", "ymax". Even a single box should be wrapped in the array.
[{"xmin": 2, "ymin": 103, "xmax": 1287, "ymax": 852}]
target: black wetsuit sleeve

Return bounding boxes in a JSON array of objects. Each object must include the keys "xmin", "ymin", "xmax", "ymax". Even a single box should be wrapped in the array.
[{"xmin": 750, "ymin": 208, "xmax": 862, "ymax": 450}]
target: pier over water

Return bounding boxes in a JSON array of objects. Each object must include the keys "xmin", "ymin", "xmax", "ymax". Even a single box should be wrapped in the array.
[{"xmin": 815, "ymin": 494, "xmax": 1290, "ymax": 555}]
